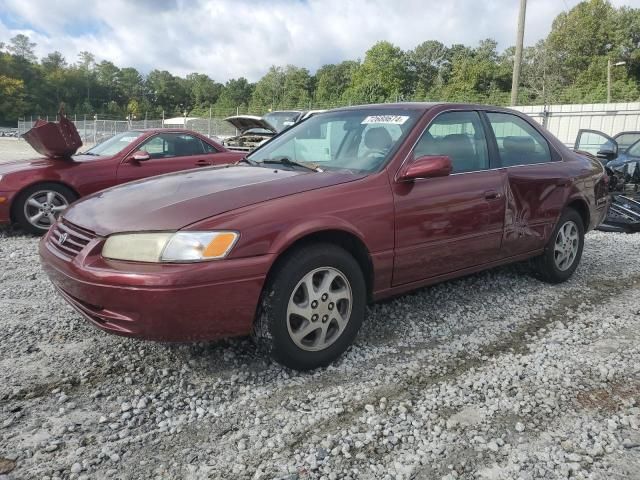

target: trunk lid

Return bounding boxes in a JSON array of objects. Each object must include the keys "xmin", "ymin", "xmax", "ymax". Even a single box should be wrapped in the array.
[{"xmin": 21, "ymin": 114, "xmax": 82, "ymax": 159}]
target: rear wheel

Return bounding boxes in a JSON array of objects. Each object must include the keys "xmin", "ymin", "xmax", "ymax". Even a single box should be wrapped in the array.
[
  {"xmin": 14, "ymin": 183, "xmax": 77, "ymax": 234},
  {"xmin": 531, "ymin": 208, "xmax": 584, "ymax": 283},
  {"xmin": 254, "ymin": 243, "xmax": 366, "ymax": 370}
]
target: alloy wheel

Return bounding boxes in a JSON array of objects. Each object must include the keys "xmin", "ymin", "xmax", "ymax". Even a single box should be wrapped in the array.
[
  {"xmin": 286, "ymin": 267, "xmax": 353, "ymax": 352},
  {"xmin": 553, "ymin": 220, "xmax": 579, "ymax": 271},
  {"xmin": 23, "ymin": 190, "xmax": 69, "ymax": 230}
]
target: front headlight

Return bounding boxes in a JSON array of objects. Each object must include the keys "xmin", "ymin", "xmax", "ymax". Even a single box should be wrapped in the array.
[{"xmin": 102, "ymin": 231, "xmax": 239, "ymax": 263}]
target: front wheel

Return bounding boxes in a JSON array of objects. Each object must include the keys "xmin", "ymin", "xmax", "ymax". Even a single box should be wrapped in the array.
[
  {"xmin": 531, "ymin": 208, "xmax": 584, "ymax": 284},
  {"xmin": 254, "ymin": 243, "xmax": 366, "ymax": 370},
  {"xmin": 14, "ymin": 183, "xmax": 77, "ymax": 235}
]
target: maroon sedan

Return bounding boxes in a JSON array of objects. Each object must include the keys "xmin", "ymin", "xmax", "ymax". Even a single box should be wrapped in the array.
[
  {"xmin": 0, "ymin": 128, "xmax": 243, "ymax": 233},
  {"xmin": 39, "ymin": 103, "xmax": 609, "ymax": 370}
]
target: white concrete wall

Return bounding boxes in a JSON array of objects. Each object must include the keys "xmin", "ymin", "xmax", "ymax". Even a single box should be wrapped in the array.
[{"xmin": 512, "ymin": 103, "xmax": 640, "ymax": 147}]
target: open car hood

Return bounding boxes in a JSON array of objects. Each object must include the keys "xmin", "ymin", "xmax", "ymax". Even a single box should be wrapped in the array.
[
  {"xmin": 21, "ymin": 114, "xmax": 82, "ymax": 159},
  {"xmin": 224, "ymin": 115, "xmax": 277, "ymax": 134}
]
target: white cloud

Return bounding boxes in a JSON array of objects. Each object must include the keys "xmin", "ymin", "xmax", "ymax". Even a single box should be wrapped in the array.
[{"xmin": 1, "ymin": 0, "xmax": 639, "ymax": 82}]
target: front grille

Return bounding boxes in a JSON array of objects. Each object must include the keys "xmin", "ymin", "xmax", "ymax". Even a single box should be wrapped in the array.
[{"xmin": 49, "ymin": 219, "xmax": 96, "ymax": 258}]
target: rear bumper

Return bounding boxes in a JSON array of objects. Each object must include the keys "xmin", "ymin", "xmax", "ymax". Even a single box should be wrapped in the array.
[
  {"xmin": 39, "ymin": 231, "xmax": 274, "ymax": 342},
  {"xmin": 0, "ymin": 190, "xmax": 17, "ymax": 224}
]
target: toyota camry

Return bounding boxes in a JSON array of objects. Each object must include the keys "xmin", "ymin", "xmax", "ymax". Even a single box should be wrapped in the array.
[{"xmin": 39, "ymin": 103, "xmax": 609, "ymax": 370}]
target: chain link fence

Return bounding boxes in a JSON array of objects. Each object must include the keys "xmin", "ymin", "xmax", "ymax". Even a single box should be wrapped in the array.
[
  {"xmin": 16, "ymin": 116, "xmax": 238, "ymax": 144},
  {"xmin": 18, "ymin": 101, "xmax": 640, "ymax": 148}
]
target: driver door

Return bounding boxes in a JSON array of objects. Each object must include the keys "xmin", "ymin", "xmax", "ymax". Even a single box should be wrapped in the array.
[
  {"xmin": 574, "ymin": 129, "xmax": 618, "ymax": 162},
  {"xmin": 392, "ymin": 110, "xmax": 505, "ymax": 285},
  {"xmin": 117, "ymin": 132, "xmax": 215, "ymax": 184}
]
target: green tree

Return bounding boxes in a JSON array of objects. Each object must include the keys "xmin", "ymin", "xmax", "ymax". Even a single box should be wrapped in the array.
[
  {"xmin": 281, "ymin": 65, "xmax": 313, "ymax": 108},
  {"xmin": 250, "ymin": 66, "xmax": 286, "ymax": 112},
  {"xmin": 184, "ymin": 73, "xmax": 223, "ymax": 114},
  {"xmin": 0, "ymin": 75, "xmax": 26, "ymax": 122},
  {"xmin": 215, "ymin": 77, "xmax": 253, "ymax": 113},
  {"xmin": 314, "ymin": 61, "xmax": 358, "ymax": 106},
  {"xmin": 146, "ymin": 69, "xmax": 188, "ymax": 115},
  {"xmin": 408, "ymin": 40, "xmax": 449, "ymax": 98},
  {"xmin": 118, "ymin": 67, "xmax": 144, "ymax": 101},
  {"xmin": 8, "ymin": 34, "xmax": 36, "ymax": 62},
  {"xmin": 95, "ymin": 60, "xmax": 121, "ymax": 105},
  {"xmin": 347, "ymin": 41, "xmax": 410, "ymax": 103}
]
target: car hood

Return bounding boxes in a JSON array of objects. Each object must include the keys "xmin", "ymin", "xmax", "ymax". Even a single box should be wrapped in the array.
[
  {"xmin": 63, "ymin": 165, "xmax": 365, "ymax": 236},
  {"xmin": 224, "ymin": 115, "xmax": 277, "ymax": 134},
  {"xmin": 0, "ymin": 155, "xmax": 105, "ymax": 175}
]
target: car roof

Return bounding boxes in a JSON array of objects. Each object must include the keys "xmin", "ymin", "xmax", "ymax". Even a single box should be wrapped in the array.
[
  {"xmin": 330, "ymin": 102, "xmax": 522, "ymax": 113},
  {"xmin": 130, "ymin": 128, "xmax": 203, "ymax": 134}
]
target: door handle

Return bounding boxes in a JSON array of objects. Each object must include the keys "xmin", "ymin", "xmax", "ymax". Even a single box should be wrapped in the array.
[
  {"xmin": 195, "ymin": 160, "xmax": 211, "ymax": 167},
  {"xmin": 484, "ymin": 190, "xmax": 502, "ymax": 200}
]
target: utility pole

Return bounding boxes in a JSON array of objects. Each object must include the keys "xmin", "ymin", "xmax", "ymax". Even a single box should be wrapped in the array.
[{"xmin": 510, "ymin": 0, "xmax": 527, "ymax": 106}]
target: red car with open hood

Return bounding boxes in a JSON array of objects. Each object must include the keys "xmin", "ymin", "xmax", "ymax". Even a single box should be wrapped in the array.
[
  {"xmin": 39, "ymin": 103, "xmax": 609, "ymax": 370},
  {"xmin": 0, "ymin": 123, "xmax": 244, "ymax": 233}
]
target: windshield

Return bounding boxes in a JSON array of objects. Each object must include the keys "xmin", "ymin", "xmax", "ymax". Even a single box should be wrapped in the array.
[
  {"xmin": 263, "ymin": 111, "xmax": 301, "ymax": 133},
  {"xmin": 248, "ymin": 109, "xmax": 421, "ymax": 173},
  {"xmin": 84, "ymin": 131, "xmax": 144, "ymax": 156}
]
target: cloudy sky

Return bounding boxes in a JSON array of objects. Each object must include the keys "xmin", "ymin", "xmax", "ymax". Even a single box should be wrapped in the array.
[{"xmin": 1, "ymin": 0, "xmax": 638, "ymax": 82}]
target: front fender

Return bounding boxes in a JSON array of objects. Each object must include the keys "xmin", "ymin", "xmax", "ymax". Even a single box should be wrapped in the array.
[{"xmin": 268, "ymin": 216, "xmax": 369, "ymax": 255}]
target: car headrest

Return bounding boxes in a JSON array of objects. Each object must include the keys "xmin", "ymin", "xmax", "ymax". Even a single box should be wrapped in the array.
[
  {"xmin": 503, "ymin": 136, "xmax": 535, "ymax": 154},
  {"xmin": 441, "ymin": 134, "xmax": 475, "ymax": 156},
  {"xmin": 364, "ymin": 127, "xmax": 393, "ymax": 151}
]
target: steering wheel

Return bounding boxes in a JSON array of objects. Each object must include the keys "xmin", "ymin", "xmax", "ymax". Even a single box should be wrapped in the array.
[{"xmin": 360, "ymin": 150, "xmax": 387, "ymax": 170}]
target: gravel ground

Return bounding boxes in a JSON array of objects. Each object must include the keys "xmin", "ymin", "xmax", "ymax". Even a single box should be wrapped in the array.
[
  {"xmin": 1, "ymin": 137, "xmax": 640, "ymax": 478},
  {"xmin": 0, "ymin": 138, "xmax": 42, "ymax": 162},
  {"xmin": 1, "ymin": 226, "xmax": 639, "ymax": 480},
  {"xmin": 0, "ymin": 138, "xmax": 95, "ymax": 163}
]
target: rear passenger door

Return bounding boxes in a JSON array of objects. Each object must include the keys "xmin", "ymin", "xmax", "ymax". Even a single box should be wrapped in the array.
[
  {"xmin": 392, "ymin": 110, "xmax": 506, "ymax": 285},
  {"xmin": 484, "ymin": 112, "xmax": 569, "ymax": 257}
]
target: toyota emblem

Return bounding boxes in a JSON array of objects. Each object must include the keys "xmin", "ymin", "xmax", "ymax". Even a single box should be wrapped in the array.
[{"xmin": 58, "ymin": 232, "xmax": 68, "ymax": 246}]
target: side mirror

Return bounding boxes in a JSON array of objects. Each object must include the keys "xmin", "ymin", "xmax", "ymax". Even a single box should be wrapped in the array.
[
  {"xmin": 397, "ymin": 155, "xmax": 452, "ymax": 182},
  {"xmin": 128, "ymin": 150, "xmax": 151, "ymax": 162},
  {"xmin": 596, "ymin": 148, "xmax": 617, "ymax": 161}
]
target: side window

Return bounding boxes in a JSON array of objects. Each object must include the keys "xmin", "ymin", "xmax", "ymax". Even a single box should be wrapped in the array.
[
  {"xmin": 615, "ymin": 133, "xmax": 640, "ymax": 151},
  {"xmin": 202, "ymin": 140, "xmax": 219, "ymax": 154},
  {"xmin": 414, "ymin": 111, "xmax": 489, "ymax": 173},
  {"xmin": 486, "ymin": 112, "xmax": 551, "ymax": 167},
  {"xmin": 627, "ymin": 140, "xmax": 640, "ymax": 157},
  {"xmin": 173, "ymin": 134, "xmax": 206, "ymax": 156},
  {"xmin": 139, "ymin": 136, "xmax": 167, "ymax": 158},
  {"xmin": 138, "ymin": 134, "xmax": 206, "ymax": 159}
]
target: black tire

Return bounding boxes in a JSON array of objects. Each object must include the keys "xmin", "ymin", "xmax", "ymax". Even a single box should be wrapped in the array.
[
  {"xmin": 531, "ymin": 208, "xmax": 584, "ymax": 284},
  {"xmin": 13, "ymin": 183, "xmax": 77, "ymax": 235},
  {"xmin": 254, "ymin": 243, "xmax": 366, "ymax": 370}
]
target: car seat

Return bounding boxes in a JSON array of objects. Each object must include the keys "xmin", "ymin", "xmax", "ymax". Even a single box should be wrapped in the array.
[
  {"xmin": 502, "ymin": 136, "xmax": 535, "ymax": 166},
  {"xmin": 441, "ymin": 134, "xmax": 478, "ymax": 172},
  {"xmin": 363, "ymin": 127, "xmax": 393, "ymax": 155}
]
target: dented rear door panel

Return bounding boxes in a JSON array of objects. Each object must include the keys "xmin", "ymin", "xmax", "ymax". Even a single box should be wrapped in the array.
[{"xmin": 500, "ymin": 161, "xmax": 570, "ymax": 257}]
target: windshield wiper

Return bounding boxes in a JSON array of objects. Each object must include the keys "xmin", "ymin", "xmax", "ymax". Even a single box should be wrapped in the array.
[
  {"xmin": 236, "ymin": 157, "xmax": 257, "ymax": 166},
  {"xmin": 259, "ymin": 157, "xmax": 322, "ymax": 172},
  {"xmin": 81, "ymin": 152, "xmax": 100, "ymax": 156}
]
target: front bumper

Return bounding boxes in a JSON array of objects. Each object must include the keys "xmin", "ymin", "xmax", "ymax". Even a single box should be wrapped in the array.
[{"xmin": 39, "ymin": 226, "xmax": 274, "ymax": 342}]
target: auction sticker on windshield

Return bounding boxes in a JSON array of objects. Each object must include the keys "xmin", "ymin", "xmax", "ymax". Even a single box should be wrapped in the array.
[{"xmin": 361, "ymin": 115, "xmax": 410, "ymax": 125}]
